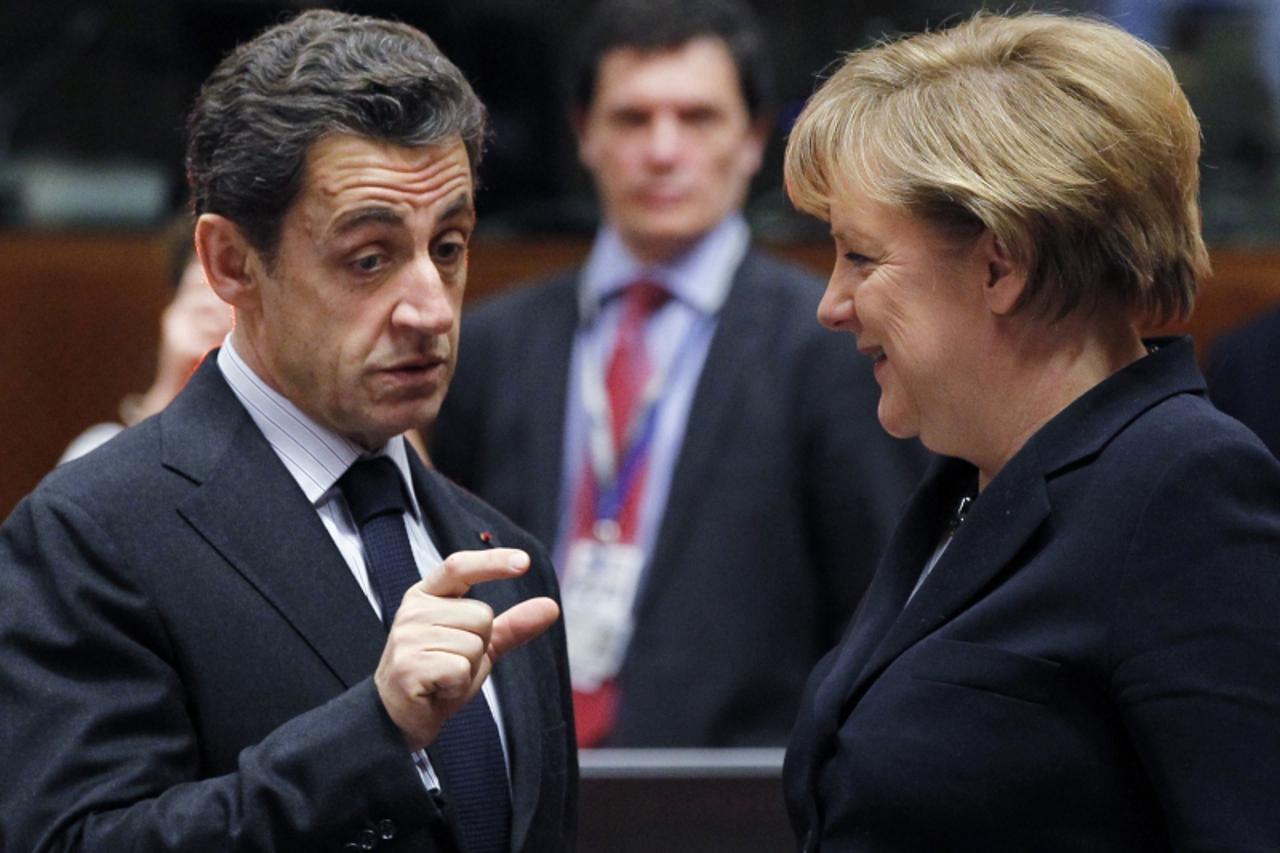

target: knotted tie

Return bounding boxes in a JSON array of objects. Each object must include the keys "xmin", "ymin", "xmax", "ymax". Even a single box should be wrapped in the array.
[
  {"xmin": 571, "ymin": 280, "xmax": 670, "ymax": 746},
  {"xmin": 339, "ymin": 457, "xmax": 511, "ymax": 853}
]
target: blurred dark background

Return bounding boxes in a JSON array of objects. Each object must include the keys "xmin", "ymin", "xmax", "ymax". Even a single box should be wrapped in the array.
[
  {"xmin": 3, "ymin": 0, "xmax": 1280, "ymax": 517},
  {"xmin": 6, "ymin": 0, "xmax": 1276, "ymax": 243}
]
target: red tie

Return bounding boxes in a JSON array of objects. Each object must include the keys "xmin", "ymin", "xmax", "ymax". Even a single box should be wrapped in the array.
[{"xmin": 573, "ymin": 280, "xmax": 669, "ymax": 746}]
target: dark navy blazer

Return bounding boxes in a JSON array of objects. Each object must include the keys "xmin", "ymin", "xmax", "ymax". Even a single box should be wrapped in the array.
[
  {"xmin": 0, "ymin": 358, "xmax": 576, "ymax": 852},
  {"xmin": 785, "ymin": 338, "xmax": 1280, "ymax": 851}
]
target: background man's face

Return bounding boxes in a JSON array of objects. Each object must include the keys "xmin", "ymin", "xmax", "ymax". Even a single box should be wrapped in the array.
[
  {"xmin": 577, "ymin": 36, "xmax": 766, "ymax": 263},
  {"xmin": 237, "ymin": 133, "xmax": 475, "ymax": 450}
]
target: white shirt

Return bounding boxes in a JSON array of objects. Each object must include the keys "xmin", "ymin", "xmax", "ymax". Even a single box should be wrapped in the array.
[{"xmin": 216, "ymin": 337, "xmax": 508, "ymax": 790}]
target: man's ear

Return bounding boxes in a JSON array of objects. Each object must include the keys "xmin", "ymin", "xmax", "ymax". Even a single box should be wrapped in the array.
[
  {"xmin": 194, "ymin": 213, "xmax": 261, "ymax": 311},
  {"xmin": 980, "ymin": 230, "xmax": 1027, "ymax": 316},
  {"xmin": 738, "ymin": 116, "xmax": 771, "ymax": 178},
  {"xmin": 571, "ymin": 107, "xmax": 599, "ymax": 172}
]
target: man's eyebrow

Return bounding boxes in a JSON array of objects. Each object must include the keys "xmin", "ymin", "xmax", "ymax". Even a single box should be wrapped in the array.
[
  {"xmin": 440, "ymin": 193, "xmax": 475, "ymax": 224},
  {"xmin": 329, "ymin": 193, "xmax": 474, "ymax": 238},
  {"xmin": 330, "ymin": 206, "xmax": 404, "ymax": 237}
]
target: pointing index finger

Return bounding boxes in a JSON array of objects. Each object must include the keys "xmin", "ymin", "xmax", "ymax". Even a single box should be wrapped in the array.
[{"xmin": 421, "ymin": 548, "xmax": 530, "ymax": 597}]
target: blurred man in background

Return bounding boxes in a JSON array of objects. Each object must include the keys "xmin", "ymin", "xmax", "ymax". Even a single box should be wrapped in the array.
[{"xmin": 431, "ymin": 0, "xmax": 927, "ymax": 748}]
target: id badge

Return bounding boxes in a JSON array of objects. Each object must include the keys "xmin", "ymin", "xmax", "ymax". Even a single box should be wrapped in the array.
[{"xmin": 561, "ymin": 538, "xmax": 646, "ymax": 690}]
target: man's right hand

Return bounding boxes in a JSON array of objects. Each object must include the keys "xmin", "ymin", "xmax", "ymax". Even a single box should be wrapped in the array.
[{"xmin": 374, "ymin": 547, "xmax": 560, "ymax": 751}]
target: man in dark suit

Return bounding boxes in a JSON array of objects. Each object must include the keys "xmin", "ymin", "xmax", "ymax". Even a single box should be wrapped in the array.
[
  {"xmin": 430, "ymin": 0, "xmax": 926, "ymax": 748},
  {"xmin": 1206, "ymin": 305, "xmax": 1280, "ymax": 458},
  {"xmin": 0, "ymin": 11, "xmax": 575, "ymax": 852}
]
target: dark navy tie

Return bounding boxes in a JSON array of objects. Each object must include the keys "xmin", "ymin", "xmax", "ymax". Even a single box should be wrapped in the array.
[{"xmin": 339, "ymin": 457, "xmax": 512, "ymax": 853}]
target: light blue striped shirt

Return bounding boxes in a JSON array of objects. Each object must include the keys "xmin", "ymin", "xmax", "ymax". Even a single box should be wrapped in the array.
[
  {"xmin": 554, "ymin": 214, "xmax": 749, "ymax": 581},
  {"xmin": 216, "ymin": 336, "xmax": 508, "ymax": 788}
]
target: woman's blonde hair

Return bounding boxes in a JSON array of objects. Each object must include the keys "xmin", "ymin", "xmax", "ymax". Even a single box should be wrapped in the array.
[{"xmin": 785, "ymin": 12, "xmax": 1209, "ymax": 325}]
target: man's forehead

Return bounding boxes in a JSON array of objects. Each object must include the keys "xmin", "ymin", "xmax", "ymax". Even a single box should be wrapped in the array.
[
  {"xmin": 290, "ymin": 133, "xmax": 474, "ymax": 230},
  {"xmin": 302, "ymin": 133, "xmax": 471, "ymax": 189},
  {"xmin": 594, "ymin": 37, "xmax": 745, "ymax": 107}
]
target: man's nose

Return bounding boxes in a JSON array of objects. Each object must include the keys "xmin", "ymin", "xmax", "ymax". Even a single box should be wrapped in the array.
[
  {"xmin": 392, "ymin": 255, "xmax": 455, "ymax": 334},
  {"xmin": 643, "ymin": 113, "xmax": 682, "ymax": 164}
]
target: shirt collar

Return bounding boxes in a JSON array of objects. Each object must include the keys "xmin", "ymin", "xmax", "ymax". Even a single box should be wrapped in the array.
[
  {"xmin": 578, "ymin": 213, "xmax": 750, "ymax": 322},
  {"xmin": 216, "ymin": 336, "xmax": 423, "ymax": 518}
]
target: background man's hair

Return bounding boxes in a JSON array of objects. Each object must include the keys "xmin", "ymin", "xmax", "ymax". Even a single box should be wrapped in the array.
[{"xmin": 571, "ymin": 0, "xmax": 775, "ymax": 120}]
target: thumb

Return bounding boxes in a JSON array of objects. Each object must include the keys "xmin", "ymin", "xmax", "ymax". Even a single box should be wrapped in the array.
[{"xmin": 489, "ymin": 597, "xmax": 560, "ymax": 662}]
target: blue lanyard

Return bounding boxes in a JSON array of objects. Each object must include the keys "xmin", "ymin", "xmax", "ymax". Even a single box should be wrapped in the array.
[
  {"xmin": 593, "ymin": 399, "xmax": 662, "ymax": 523},
  {"xmin": 580, "ymin": 305, "xmax": 709, "ymax": 525}
]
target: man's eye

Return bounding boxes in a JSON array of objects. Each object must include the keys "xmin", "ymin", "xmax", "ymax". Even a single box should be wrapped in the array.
[
  {"xmin": 352, "ymin": 253, "xmax": 386, "ymax": 274},
  {"xmin": 433, "ymin": 241, "xmax": 466, "ymax": 265},
  {"xmin": 611, "ymin": 110, "xmax": 648, "ymax": 129},
  {"xmin": 844, "ymin": 251, "xmax": 873, "ymax": 266},
  {"xmin": 682, "ymin": 107, "xmax": 719, "ymax": 126}
]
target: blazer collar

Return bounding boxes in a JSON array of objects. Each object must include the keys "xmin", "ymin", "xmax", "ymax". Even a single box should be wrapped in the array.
[{"xmin": 1023, "ymin": 336, "xmax": 1205, "ymax": 477}]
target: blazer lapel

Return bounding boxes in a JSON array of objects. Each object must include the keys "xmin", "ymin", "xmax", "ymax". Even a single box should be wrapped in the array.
[
  {"xmin": 411, "ymin": 461, "xmax": 545, "ymax": 853},
  {"xmin": 808, "ymin": 460, "xmax": 954, "ymax": 729},
  {"xmin": 848, "ymin": 454, "xmax": 1051, "ymax": 706},
  {"xmin": 164, "ymin": 362, "xmax": 386, "ymax": 690}
]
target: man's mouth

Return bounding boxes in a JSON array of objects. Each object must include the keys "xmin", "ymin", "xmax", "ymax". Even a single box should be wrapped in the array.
[{"xmin": 376, "ymin": 354, "xmax": 449, "ymax": 381}]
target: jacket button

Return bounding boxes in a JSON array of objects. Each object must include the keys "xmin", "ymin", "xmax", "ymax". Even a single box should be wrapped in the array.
[
  {"xmin": 377, "ymin": 819, "xmax": 397, "ymax": 840},
  {"xmin": 357, "ymin": 828, "xmax": 377, "ymax": 850}
]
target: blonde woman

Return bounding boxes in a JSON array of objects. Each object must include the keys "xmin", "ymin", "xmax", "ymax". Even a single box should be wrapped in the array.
[{"xmin": 782, "ymin": 12, "xmax": 1280, "ymax": 850}]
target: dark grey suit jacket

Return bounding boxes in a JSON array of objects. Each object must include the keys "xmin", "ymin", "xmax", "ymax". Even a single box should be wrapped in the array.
[
  {"xmin": 785, "ymin": 338, "xmax": 1280, "ymax": 850},
  {"xmin": 431, "ymin": 249, "xmax": 928, "ymax": 746},
  {"xmin": 0, "ymin": 357, "xmax": 576, "ymax": 852}
]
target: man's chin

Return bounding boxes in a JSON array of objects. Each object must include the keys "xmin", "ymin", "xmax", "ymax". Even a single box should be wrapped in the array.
[{"xmin": 342, "ymin": 398, "xmax": 443, "ymax": 451}]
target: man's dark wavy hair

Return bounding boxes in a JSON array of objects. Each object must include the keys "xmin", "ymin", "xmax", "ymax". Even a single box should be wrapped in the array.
[{"xmin": 185, "ymin": 9, "xmax": 487, "ymax": 261}]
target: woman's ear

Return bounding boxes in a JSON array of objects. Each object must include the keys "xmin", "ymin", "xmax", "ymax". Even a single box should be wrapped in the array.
[
  {"xmin": 194, "ymin": 214, "xmax": 261, "ymax": 311},
  {"xmin": 980, "ymin": 230, "xmax": 1027, "ymax": 316}
]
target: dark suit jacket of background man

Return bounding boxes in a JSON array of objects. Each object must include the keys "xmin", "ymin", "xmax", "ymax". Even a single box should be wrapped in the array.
[
  {"xmin": 1206, "ymin": 303, "xmax": 1280, "ymax": 458},
  {"xmin": 785, "ymin": 338, "xmax": 1280, "ymax": 850},
  {"xmin": 431, "ymin": 249, "xmax": 928, "ymax": 746},
  {"xmin": 0, "ymin": 357, "xmax": 576, "ymax": 852}
]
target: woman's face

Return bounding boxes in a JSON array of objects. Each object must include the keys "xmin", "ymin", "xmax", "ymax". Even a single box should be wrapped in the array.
[{"xmin": 819, "ymin": 188, "xmax": 995, "ymax": 455}]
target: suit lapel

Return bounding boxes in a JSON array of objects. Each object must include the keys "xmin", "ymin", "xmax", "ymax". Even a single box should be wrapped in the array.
[
  {"xmin": 164, "ymin": 361, "xmax": 386, "ymax": 690},
  {"xmin": 517, "ymin": 277, "xmax": 579, "ymax": 547},
  {"xmin": 637, "ymin": 255, "xmax": 765, "ymax": 612},
  {"xmin": 411, "ymin": 461, "xmax": 544, "ymax": 853}
]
